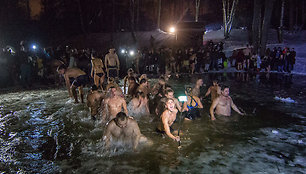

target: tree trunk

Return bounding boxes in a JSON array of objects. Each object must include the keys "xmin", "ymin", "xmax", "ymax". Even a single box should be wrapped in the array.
[
  {"xmin": 130, "ymin": 0, "xmax": 137, "ymax": 43},
  {"xmin": 222, "ymin": 0, "xmax": 239, "ymax": 39},
  {"xmin": 260, "ymin": 0, "xmax": 275, "ymax": 56},
  {"xmin": 136, "ymin": 0, "xmax": 140, "ymax": 31},
  {"xmin": 252, "ymin": 0, "xmax": 261, "ymax": 53},
  {"xmin": 77, "ymin": 0, "xmax": 86, "ymax": 34},
  {"xmin": 289, "ymin": 0, "xmax": 294, "ymax": 31},
  {"xmin": 157, "ymin": 0, "xmax": 161, "ymax": 29},
  {"xmin": 222, "ymin": 0, "xmax": 228, "ymax": 37},
  {"xmin": 278, "ymin": 0, "xmax": 285, "ymax": 43},
  {"xmin": 26, "ymin": 0, "xmax": 31, "ymax": 20},
  {"xmin": 195, "ymin": 0, "xmax": 201, "ymax": 22}
]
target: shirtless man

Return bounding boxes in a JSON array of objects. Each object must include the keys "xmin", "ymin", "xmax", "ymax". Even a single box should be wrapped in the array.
[
  {"xmin": 192, "ymin": 78, "xmax": 204, "ymax": 98},
  {"xmin": 87, "ymin": 85, "xmax": 104, "ymax": 120},
  {"xmin": 91, "ymin": 53, "xmax": 105, "ymax": 90},
  {"xmin": 57, "ymin": 64, "xmax": 88, "ymax": 103},
  {"xmin": 155, "ymin": 89, "xmax": 181, "ymax": 115},
  {"xmin": 105, "ymin": 48, "xmax": 120, "ymax": 80},
  {"xmin": 103, "ymin": 86, "xmax": 128, "ymax": 123},
  {"xmin": 136, "ymin": 78, "xmax": 150, "ymax": 97},
  {"xmin": 210, "ymin": 86, "xmax": 245, "ymax": 120},
  {"xmin": 103, "ymin": 112, "xmax": 151, "ymax": 151},
  {"xmin": 205, "ymin": 80, "xmax": 221, "ymax": 102},
  {"xmin": 157, "ymin": 98, "xmax": 180, "ymax": 142},
  {"xmin": 123, "ymin": 68, "xmax": 138, "ymax": 95}
]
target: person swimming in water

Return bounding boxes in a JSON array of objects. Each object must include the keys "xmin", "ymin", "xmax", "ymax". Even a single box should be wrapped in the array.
[
  {"xmin": 87, "ymin": 85, "xmax": 104, "ymax": 120},
  {"xmin": 57, "ymin": 64, "xmax": 89, "ymax": 103},
  {"xmin": 103, "ymin": 112, "xmax": 151, "ymax": 151},
  {"xmin": 136, "ymin": 78, "xmax": 150, "ymax": 98},
  {"xmin": 157, "ymin": 98, "xmax": 180, "ymax": 142},
  {"xmin": 205, "ymin": 80, "xmax": 221, "ymax": 102},
  {"xmin": 192, "ymin": 78, "xmax": 204, "ymax": 98},
  {"xmin": 127, "ymin": 91, "xmax": 150, "ymax": 119},
  {"xmin": 209, "ymin": 85, "xmax": 245, "ymax": 121},
  {"xmin": 102, "ymin": 86, "xmax": 128, "ymax": 123},
  {"xmin": 91, "ymin": 53, "xmax": 105, "ymax": 90},
  {"xmin": 182, "ymin": 87, "xmax": 203, "ymax": 120},
  {"xmin": 123, "ymin": 68, "xmax": 138, "ymax": 95}
]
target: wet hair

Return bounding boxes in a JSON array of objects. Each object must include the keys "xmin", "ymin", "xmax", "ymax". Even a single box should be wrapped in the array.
[
  {"xmin": 165, "ymin": 98, "xmax": 174, "ymax": 104},
  {"xmin": 57, "ymin": 64, "xmax": 67, "ymax": 72},
  {"xmin": 140, "ymin": 78, "xmax": 147, "ymax": 84},
  {"xmin": 116, "ymin": 112, "xmax": 127, "ymax": 121},
  {"xmin": 158, "ymin": 76, "xmax": 166, "ymax": 82},
  {"xmin": 136, "ymin": 91, "xmax": 145, "ymax": 98},
  {"xmin": 108, "ymin": 77, "xmax": 115, "ymax": 83},
  {"xmin": 165, "ymin": 88, "xmax": 174, "ymax": 95},
  {"xmin": 91, "ymin": 85, "xmax": 98, "ymax": 91},
  {"xmin": 128, "ymin": 76, "xmax": 137, "ymax": 82},
  {"xmin": 185, "ymin": 86, "xmax": 192, "ymax": 95},
  {"xmin": 221, "ymin": 85, "xmax": 229, "ymax": 91}
]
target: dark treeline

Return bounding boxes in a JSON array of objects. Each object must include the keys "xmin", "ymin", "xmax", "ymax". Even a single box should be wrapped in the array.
[{"xmin": 0, "ymin": 0, "xmax": 305, "ymax": 47}]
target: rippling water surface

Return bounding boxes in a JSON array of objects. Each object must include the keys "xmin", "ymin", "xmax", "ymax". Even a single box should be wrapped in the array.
[{"xmin": 0, "ymin": 73, "xmax": 305, "ymax": 173}]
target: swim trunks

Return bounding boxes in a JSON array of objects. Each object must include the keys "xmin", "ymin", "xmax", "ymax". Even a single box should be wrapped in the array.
[
  {"xmin": 95, "ymin": 73, "xmax": 104, "ymax": 78},
  {"xmin": 72, "ymin": 75, "xmax": 89, "ymax": 87},
  {"xmin": 156, "ymin": 126, "xmax": 174, "ymax": 134},
  {"xmin": 107, "ymin": 66, "xmax": 118, "ymax": 78}
]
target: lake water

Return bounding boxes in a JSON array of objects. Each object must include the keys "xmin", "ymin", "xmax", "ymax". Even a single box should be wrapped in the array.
[{"xmin": 0, "ymin": 72, "xmax": 305, "ymax": 173}]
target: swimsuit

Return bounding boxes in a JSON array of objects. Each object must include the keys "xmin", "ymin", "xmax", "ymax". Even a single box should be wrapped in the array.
[
  {"xmin": 72, "ymin": 75, "xmax": 89, "ymax": 87},
  {"xmin": 107, "ymin": 66, "xmax": 118, "ymax": 78},
  {"xmin": 96, "ymin": 73, "xmax": 104, "ymax": 78},
  {"xmin": 185, "ymin": 96, "xmax": 200, "ymax": 120}
]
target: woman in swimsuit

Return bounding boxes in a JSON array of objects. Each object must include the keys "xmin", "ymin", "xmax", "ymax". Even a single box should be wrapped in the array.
[{"xmin": 182, "ymin": 87, "xmax": 203, "ymax": 120}]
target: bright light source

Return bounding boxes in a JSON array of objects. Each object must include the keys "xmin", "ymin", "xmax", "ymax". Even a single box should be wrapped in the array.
[
  {"xmin": 129, "ymin": 50, "xmax": 135, "ymax": 56},
  {"xmin": 32, "ymin": 45, "xmax": 37, "ymax": 50},
  {"xmin": 178, "ymin": 96, "xmax": 187, "ymax": 102},
  {"xmin": 121, "ymin": 49, "xmax": 126, "ymax": 54},
  {"xmin": 169, "ymin": 27, "xmax": 176, "ymax": 33}
]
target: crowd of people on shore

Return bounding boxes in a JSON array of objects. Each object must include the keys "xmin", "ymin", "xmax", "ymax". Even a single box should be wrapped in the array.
[{"xmin": 0, "ymin": 39, "xmax": 297, "ymax": 89}]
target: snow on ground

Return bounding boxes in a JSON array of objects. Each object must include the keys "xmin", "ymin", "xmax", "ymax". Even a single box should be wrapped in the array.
[{"xmin": 204, "ymin": 29, "xmax": 306, "ymax": 75}]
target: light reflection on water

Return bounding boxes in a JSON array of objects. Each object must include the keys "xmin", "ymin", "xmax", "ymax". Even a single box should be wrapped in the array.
[{"xmin": 0, "ymin": 73, "xmax": 305, "ymax": 173}]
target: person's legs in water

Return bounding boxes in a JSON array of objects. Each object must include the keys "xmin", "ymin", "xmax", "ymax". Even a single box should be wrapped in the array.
[
  {"xmin": 71, "ymin": 85, "xmax": 79, "ymax": 103},
  {"xmin": 78, "ymin": 86, "xmax": 84, "ymax": 103}
]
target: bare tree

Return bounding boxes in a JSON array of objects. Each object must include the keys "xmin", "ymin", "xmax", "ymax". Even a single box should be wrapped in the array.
[
  {"xmin": 260, "ymin": 0, "xmax": 276, "ymax": 56},
  {"xmin": 222, "ymin": 0, "xmax": 239, "ymax": 39},
  {"xmin": 195, "ymin": 0, "xmax": 201, "ymax": 22},
  {"xmin": 77, "ymin": 0, "xmax": 86, "ymax": 34},
  {"xmin": 157, "ymin": 0, "xmax": 161, "ymax": 29},
  {"xmin": 252, "ymin": 0, "xmax": 262, "ymax": 53},
  {"xmin": 277, "ymin": 0, "xmax": 285, "ymax": 43},
  {"xmin": 129, "ymin": 0, "xmax": 137, "ymax": 43}
]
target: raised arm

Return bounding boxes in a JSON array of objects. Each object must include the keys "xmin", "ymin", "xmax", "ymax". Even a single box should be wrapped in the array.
[
  {"xmin": 91, "ymin": 60, "xmax": 94, "ymax": 77},
  {"xmin": 205, "ymin": 87, "xmax": 211, "ymax": 97},
  {"xmin": 209, "ymin": 97, "xmax": 219, "ymax": 120}
]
